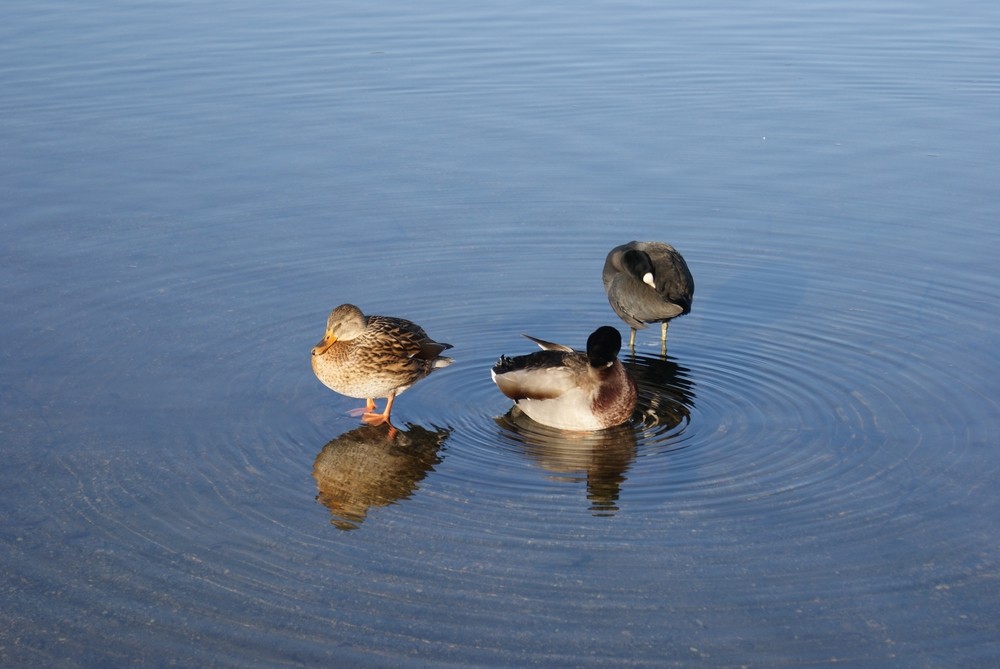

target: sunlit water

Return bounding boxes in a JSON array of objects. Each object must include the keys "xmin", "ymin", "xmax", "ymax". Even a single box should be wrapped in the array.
[{"xmin": 3, "ymin": 0, "xmax": 999, "ymax": 666}]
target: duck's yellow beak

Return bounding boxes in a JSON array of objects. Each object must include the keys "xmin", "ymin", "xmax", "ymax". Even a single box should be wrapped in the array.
[{"xmin": 312, "ymin": 333, "xmax": 336, "ymax": 356}]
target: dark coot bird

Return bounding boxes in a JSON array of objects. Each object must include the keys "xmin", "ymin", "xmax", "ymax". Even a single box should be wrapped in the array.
[
  {"xmin": 491, "ymin": 326, "xmax": 637, "ymax": 431},
  {"xmin": 603, "ymin": 240, "xmax": 694, "ymax": 352}
]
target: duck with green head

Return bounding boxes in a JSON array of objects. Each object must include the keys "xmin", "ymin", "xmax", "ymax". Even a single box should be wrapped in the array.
[{"xmin": 491, "ymin": 326, "xmax": 637, "ymax": 431}]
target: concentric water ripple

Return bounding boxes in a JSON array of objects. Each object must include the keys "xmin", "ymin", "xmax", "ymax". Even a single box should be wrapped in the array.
[
  {"xmin": 8, "ymin": 201, "xmax": 997, "ymax": 665},
  {"xmin": 5, "ymin": 0, "xmax": 1000, "ymax": 662}
]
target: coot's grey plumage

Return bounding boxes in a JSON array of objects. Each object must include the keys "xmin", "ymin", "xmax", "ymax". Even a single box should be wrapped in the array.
[{"xmin": 602, "ymin": 241, "xmax": 694, "ymax": 352}]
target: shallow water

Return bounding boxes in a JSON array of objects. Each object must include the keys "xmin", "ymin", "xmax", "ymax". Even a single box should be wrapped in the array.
[{"xmin": 3, "ymin": 0, "xmax": 1000, "ymax": 666}]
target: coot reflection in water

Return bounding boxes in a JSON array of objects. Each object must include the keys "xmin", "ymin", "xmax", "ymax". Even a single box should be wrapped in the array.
[
  {"xmin": 495, "ymin": 352, "xmax": 694, "ymax": 516},
  {"xmin": 627, "ymin": 352, "xmax": 696, "ymax": 432},
  {"xmin": 313, "ymin": 423, "xmax": 451, "ymax": 530}
]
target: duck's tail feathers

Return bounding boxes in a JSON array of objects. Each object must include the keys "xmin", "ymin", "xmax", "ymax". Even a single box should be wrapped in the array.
[{"xmin": 521, "ymin": 334, "xmax": 574, "ymax": 352}]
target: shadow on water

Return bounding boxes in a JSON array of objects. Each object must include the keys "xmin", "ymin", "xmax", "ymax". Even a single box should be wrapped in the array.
[
  {"xmin": 494, "ymin": 351, "xmax": 696, "ymax": 515},
  {"xmin": 312, "ymin": 422, "xmax": 451, "ymax": 530}
]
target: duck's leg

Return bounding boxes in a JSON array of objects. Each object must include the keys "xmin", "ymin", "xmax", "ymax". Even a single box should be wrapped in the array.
[
  {"xmin": 629, "ymin": 327, "xmax": 637, "ymax": 350},
  {"xmin": 362, "ymin": 392, "xmax": 396, "ymax": 427},
  {"xmin": 349, "ymin": 398, "xmax": 378, "ymax": 418},
  {"xmin": 660, "ymin": 321, "xmax": 669, "ymax": 355}
]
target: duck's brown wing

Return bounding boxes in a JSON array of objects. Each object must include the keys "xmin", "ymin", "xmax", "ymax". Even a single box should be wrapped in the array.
[{"xmin": 367, "ymin": 316, "xmax": 453, "ymax": 361}]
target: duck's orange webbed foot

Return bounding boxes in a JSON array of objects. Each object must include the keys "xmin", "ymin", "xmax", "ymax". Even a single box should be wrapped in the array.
[
  {"xmin": 360, "ymin": 411, "xmax": 390, "ymax": 426},
  {"xmin": 360, "ymin": 393, "xmax": 396, "ymax": 428}
]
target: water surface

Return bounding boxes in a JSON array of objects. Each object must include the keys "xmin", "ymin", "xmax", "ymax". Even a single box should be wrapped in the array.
[{"xmin": 2, "ymin": 0, "xmax": 999, "ymax": 666}]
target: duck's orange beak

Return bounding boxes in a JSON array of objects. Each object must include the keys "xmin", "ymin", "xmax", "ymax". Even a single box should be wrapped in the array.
[{"xmin": 312, "ymin": 334, "xmax": 336, "ymax": 356}]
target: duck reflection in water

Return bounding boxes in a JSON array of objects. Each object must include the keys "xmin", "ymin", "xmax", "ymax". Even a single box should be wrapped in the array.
[
  {"xmin": 313, "ymin": 422, "xmax": 450, "ymax": 530},
  {"xmin": 495, "ymin": 351, "xmax": 695, "ymax": 516},
  {"xmin": 497, "ymin": 410, "xmax": 637, "ymax": 516}
]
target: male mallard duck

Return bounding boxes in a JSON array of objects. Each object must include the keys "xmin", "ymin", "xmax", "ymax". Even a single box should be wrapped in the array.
[
  {"xmin": 311, "ymin": 304, "xmax": 453, "ymax": 426},
  {"xmin": 603, "ymin": 240, "xmax": 694, "ymax": 352},
  {"xmin": 491, "ymin": 326, "xmax": 637, "ymax": 431}
]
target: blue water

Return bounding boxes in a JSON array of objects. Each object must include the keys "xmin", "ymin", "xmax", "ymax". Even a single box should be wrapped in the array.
[{"xmin": 2, "ymin": 0, "xmax": 999, "ymax": 666}]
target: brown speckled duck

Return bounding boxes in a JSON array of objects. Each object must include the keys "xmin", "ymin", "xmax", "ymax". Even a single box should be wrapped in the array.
[
  {"xmin": 491, "ymin": 326, "xmax": 637, "ymax": 431},
  {"xmin": 311, "ymin": 304, "xmax": 453, "ymax": 426}
]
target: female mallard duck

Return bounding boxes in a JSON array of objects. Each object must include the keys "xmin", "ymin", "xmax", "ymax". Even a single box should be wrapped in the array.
[
  {"xmin": 311, "ymin": 304, "xmax": 453, "ymax": 426},
  {"xmin": 603, "ymin": 240, "xmax": 694, "ymax": 351},
  {"xmin": 491, "ymin": 326, "xmax": 637, "ymax": 431}
]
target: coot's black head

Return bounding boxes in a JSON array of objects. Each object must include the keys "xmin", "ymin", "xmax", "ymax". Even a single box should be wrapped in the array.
[{"xmin": 622, "ymin": 249, "xmax": 655, "ymax": 284}]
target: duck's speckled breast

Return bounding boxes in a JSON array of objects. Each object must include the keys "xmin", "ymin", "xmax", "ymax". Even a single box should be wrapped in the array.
[
  {"xmin": 312, "ymin": 340, "xmax": 425, "ymax": 399},
  {"xmin": 592, "ymin": 362, "xmax": 638, "ymax": 428}
]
